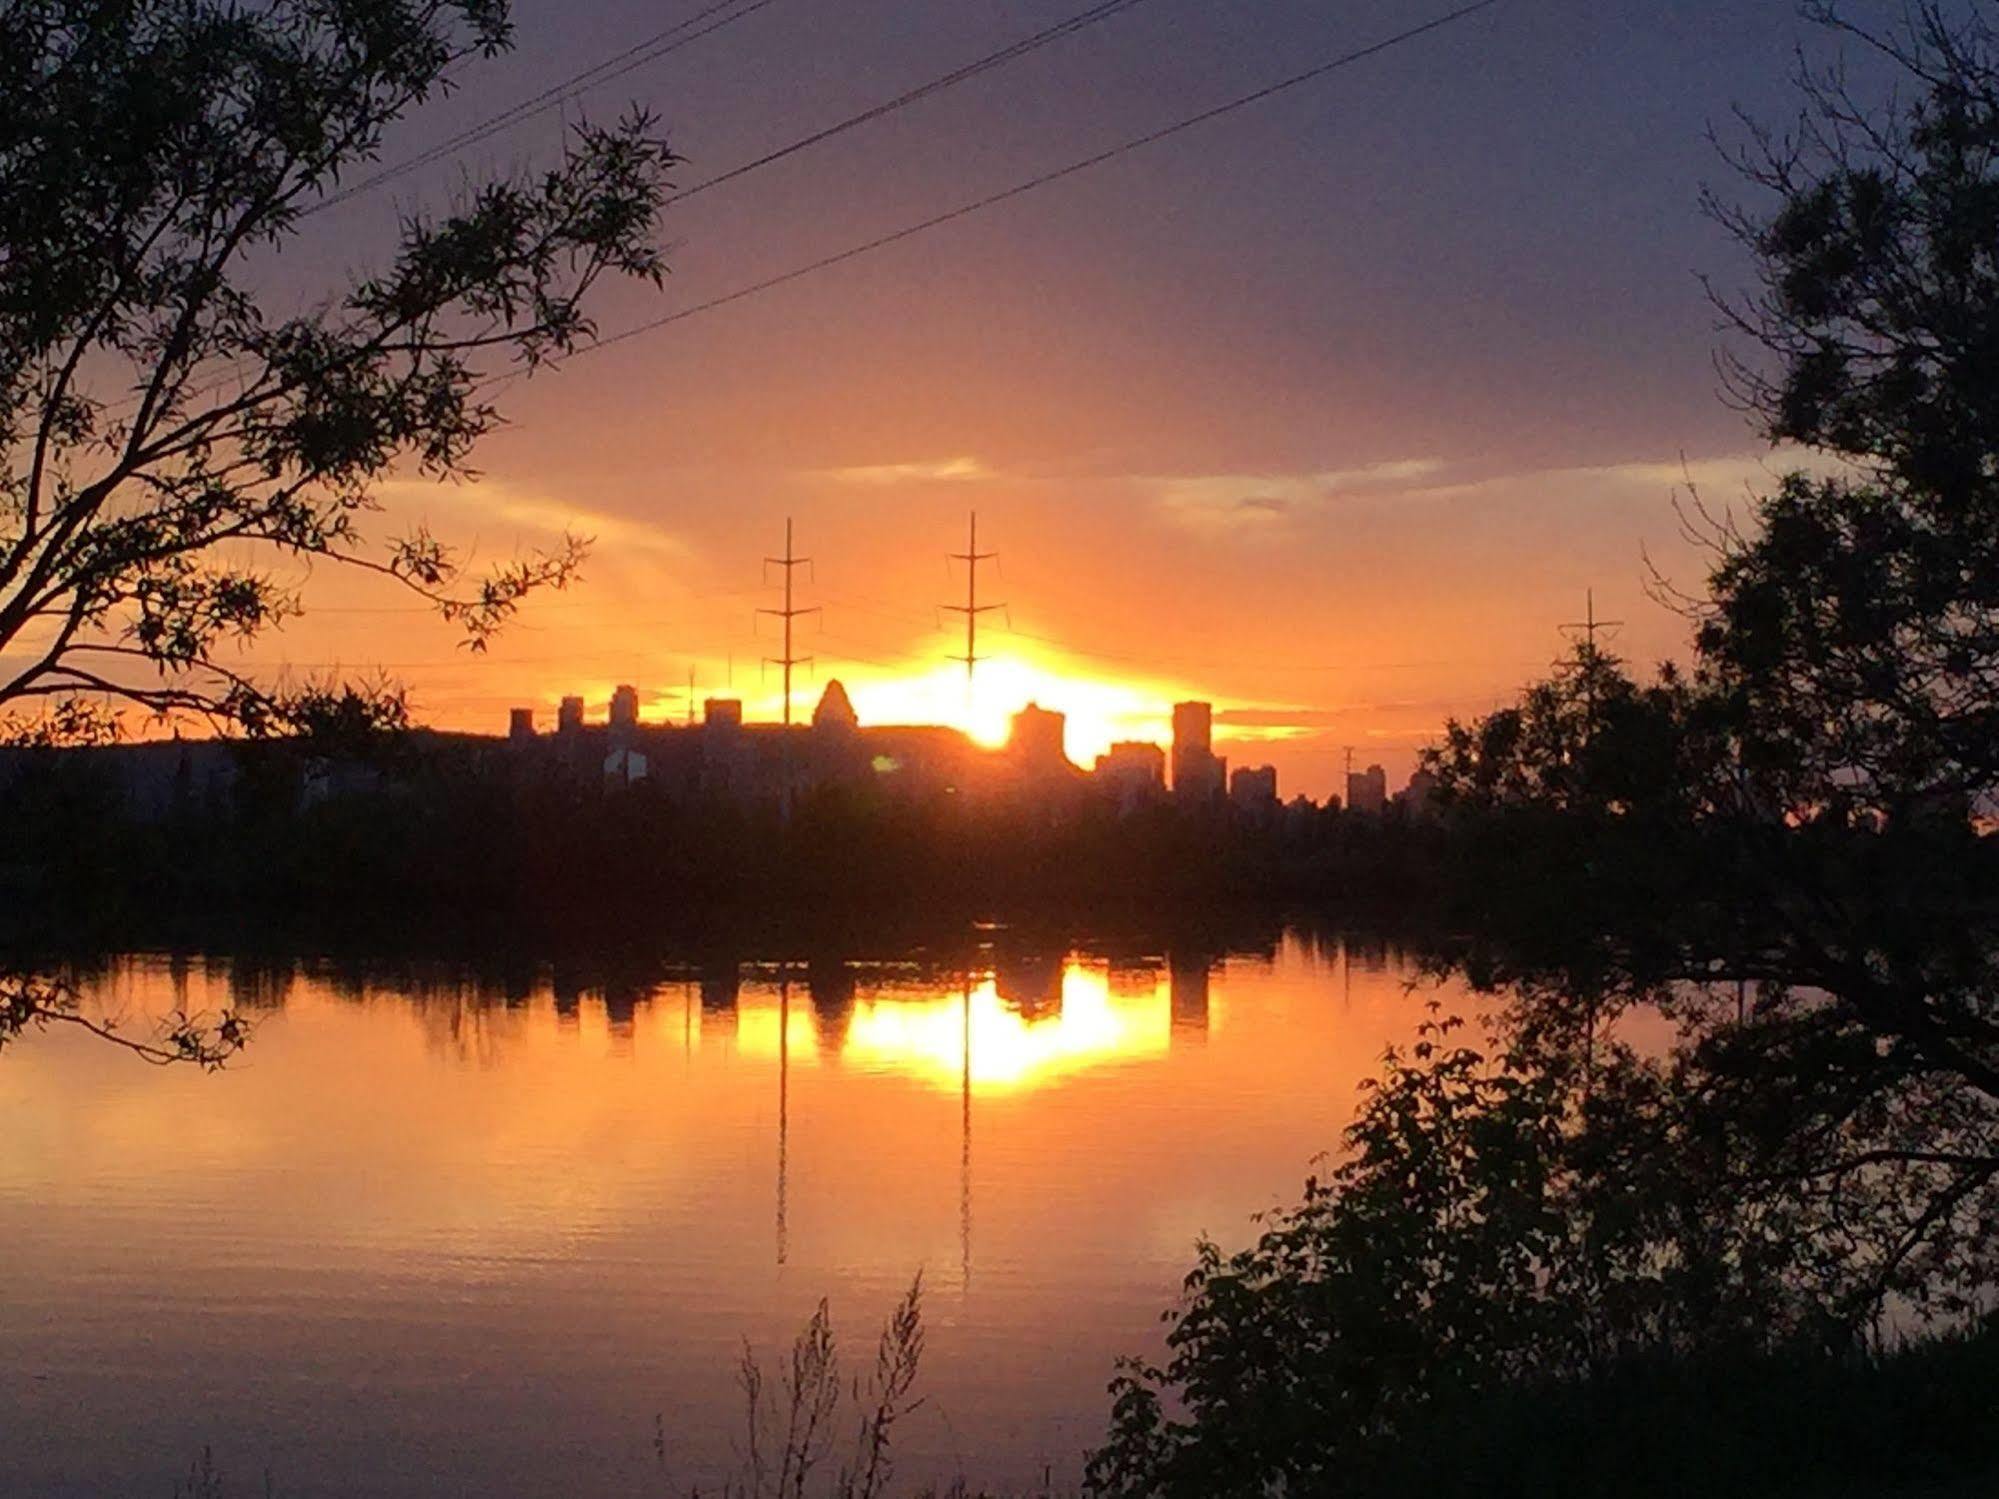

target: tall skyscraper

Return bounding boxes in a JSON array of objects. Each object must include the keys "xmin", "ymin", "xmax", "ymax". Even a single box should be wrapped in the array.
[{"xmin": 1172, "ymin": 700, "xmax": 1225, "ymax": 804}]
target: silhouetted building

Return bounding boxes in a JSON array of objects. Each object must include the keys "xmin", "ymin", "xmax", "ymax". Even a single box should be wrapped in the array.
[
  {"xmin": 1095, "ymin": 740, "xmax": 1166, "ymax": 813},
  {"xmin": 508, "ymin": 707, "xmax": 535, "ymax": 741},
  {"xmin": 609, "ymin": 683, "xmax": 640, "ymax": 732},
  {"xmin": 860, "ymin": 724, "xmax": 984, "ymax": 801},
  {"xmin": 809, "ymin": 680, "xmax": 866, "ymax": 784},
  {"xmin": 812, "ymin": 679, "xmax": 858, "ymax": 731},
  {"xmin": 1230, "ymin": 764, "xmax": 1278, "ymax": 813},
  {"xmin": 1009, "ymin": 702, "xmax": 1070, "ymax": 775},
  {"xmin": 1172, "ymin": 699, "xmax": 1209, "ymax": 759},
  {"xmin": 558, "ymin": 695, "xmax": 585, "ymax": 735},
  {"xmin": 1346, "ymin": 762, "xmax": 1388, "ymax": 815},
  {"xmin": 700, "ymin": 697, "xmax": 749, "ymax": 798},
  {"xmin": 1400, "ymin": 767, "xmax": 1440, "ymax": 818},
  {"xmin": 1172, "ymin": 700, "xmax": 1226, "ymax": 804}
]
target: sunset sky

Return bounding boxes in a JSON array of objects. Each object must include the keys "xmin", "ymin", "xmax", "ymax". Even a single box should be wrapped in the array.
[{"xmin": 221, "ymin": 0, "xmax": 1858, "ymax": 796}]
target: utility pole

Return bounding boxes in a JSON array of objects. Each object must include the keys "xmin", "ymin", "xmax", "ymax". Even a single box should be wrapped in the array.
[
  {"xmin": 943, "ymin": 512, "xmax": 1004, "ymax": 720},
  {"xmin": 759, "ymin": 517, "xmax": 817, "ymax": 817}
]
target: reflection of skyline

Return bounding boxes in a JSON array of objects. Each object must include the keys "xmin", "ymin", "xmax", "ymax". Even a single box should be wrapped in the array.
[
  {"xmin": 993, "ymin": 949, "xmax": 1065, "ymax": 1021},
  {"xmin": 1169, "ymin": 952, "xmax": 1210, "ymax": 1037},
  {"xmin": 843, "ymin": 971, "xmax": 1171, "ymax": 1093},
  {"xmin": 462, "ymin": 949, "xmax": 1218, "ymax": 1093},
  {"xmin": 37, "ymin": 937, "xmax": 1452, "ymax": 1337},
  {"xmin": 14, "ymin": 935, "xmax": 1455, "ymax": 1498},
  {"xmin": 711, "ymin": 964, "xmax": 1190, "ymax": 1094},
  {"xmin": 73, "ymin": 945, "xmax": 1246, "ymax": 1089}
]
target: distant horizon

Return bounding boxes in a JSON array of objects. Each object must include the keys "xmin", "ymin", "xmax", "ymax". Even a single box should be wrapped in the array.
[{"xmin": 78, "ymin": 651, "xmax": 1424, "ymax": 803}]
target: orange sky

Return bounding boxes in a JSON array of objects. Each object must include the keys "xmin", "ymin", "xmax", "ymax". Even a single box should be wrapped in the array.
[
  {"xmin": 210, "ymin": 445, "xmax": 1793, "ymax": 798},
  {"xmin": 14, "ymin": 1, "xmax": 1854, "ymax": 798}
]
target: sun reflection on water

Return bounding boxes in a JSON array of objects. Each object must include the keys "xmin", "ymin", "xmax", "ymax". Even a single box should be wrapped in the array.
[{"xmin": 728, "ymin": 964, "xmax": 1191, "ymax": 1094}]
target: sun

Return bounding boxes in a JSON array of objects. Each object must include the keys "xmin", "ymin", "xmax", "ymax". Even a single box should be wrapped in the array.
[{"xmin": 837, "ymin": 650, "xmax": 1190, "ymax": 765}]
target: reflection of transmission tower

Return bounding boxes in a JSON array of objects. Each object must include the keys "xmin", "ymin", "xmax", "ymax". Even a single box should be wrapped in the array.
[
  {"xmin": 777, "ymin": 963, "xmax": 790, "ymax": 1268},
  {"xmin": 961, "ymin": 965, "xmax": 973, "ymax": 1295},
  {"xmin": 943, "ymin": 512, "xmax": 1004, "ymax": 721},
  {"xmin": 759, "ymin": 518, "xmax": 818, "ymax": 817}
]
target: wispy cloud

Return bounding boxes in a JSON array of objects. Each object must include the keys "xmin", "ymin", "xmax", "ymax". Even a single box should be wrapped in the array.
[
  {"xmin": 821, "ymin": 456, "xmax": 994, "ymax": 486},
  {"xmin": 372, "ymin": 477, "xmax": 690, "ymax": 561},
  {"xmin": 1216, "ymin": 701, "xmax": 1471, "ymax": 733},
  {"xmin": 1581, "ymin": 452, "xmax": 1837, "ymax": 490},
  {"xmin": 1151, "ymin": 458, "xmax": 1449, "ymax": 532},
  {"xmin": 1150, "ymin": 448, "xmax": 1861, "ymax": 535},
  {"xmin": 1216, "ymin": 706, "xmax": 1349, "ymax": 729}
]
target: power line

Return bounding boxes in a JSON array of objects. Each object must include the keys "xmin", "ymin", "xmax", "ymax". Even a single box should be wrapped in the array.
[
  {"xmin": 314, "ymin": 0, "xmax": 1159, "ymax": 224},
  {"xmin": 578, "ymin": 0, "xmax": 1505, "ymax": 358},
  {"xmin": 119, "ymin": 2, "xmax": 1496, "ymax": 426},
  {"xmin": 115, "ymin": 0, "xmax": 1159, "ymax": 413},
  {"xmin": 666, "ymin": 0, "xmax": 1160, "ymax": 205},
  {"xmin": 306, "ymin": 0, "xmax": 781, "ymax": 218}
]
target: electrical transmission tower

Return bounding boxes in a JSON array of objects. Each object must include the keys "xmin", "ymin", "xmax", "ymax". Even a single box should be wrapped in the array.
[
  {"xmin": 1556, "ymin": 588, "xmax": 1624, "ymax": 742},
  {"xmin": 759, "ymin": 517, "xmax": 817, "ymax": 815},
  {"xmin": 943, "ymin": 512, "xmax": 1004, "ymax": 718},
  {"xmin": 1558, "ymin": 588, "xmax": 1624, "ymax": 657}
]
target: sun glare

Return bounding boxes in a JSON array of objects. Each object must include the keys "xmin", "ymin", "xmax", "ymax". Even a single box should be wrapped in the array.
[
  {"xmin": 842, "ymin": 653, "xmax": 1186, "ymax": 765},
  {"xmin": 729, "ymin": 967, "xmax": 1177, "ymax": 1094}
]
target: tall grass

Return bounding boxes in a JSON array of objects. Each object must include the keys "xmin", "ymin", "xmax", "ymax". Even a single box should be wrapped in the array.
[{"xmin": 660, "ymin": 1273, "xmax": 1020, "ymax": 1499}]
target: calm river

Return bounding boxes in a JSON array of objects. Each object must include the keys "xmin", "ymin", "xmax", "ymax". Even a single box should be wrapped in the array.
[{"xmin": 2, "ymin": 931, "xmax": 1467, "ymax": 1496}]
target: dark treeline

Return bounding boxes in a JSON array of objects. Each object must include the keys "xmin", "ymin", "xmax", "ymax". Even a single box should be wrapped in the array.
[{"xmin": 0, "ymin": 736, "xmax": 1453, "ymax": 944}]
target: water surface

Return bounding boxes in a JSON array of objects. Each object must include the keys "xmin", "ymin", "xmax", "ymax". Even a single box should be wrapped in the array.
[{"xmin": 2, "ymin": 933, "xmax": 1461, "ymax": 1495}]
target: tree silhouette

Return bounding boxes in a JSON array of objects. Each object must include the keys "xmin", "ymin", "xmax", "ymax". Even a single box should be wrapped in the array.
[
  {"xmin": 1094, "ymin": 10, "xmax": 1999, "ymax": 1488},
  {"xmin": 0, "ymin": 0, "xmax": 677, "ymax": 1060},
  {"xmin": 0, "ymin": 0, "xmax": 676, "ymax": 741}
]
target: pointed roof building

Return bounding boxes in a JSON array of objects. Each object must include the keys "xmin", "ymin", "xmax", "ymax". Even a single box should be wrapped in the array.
[{"xmin": 812, "ymin": 678, "xmax": 859, "ymax": 731}]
